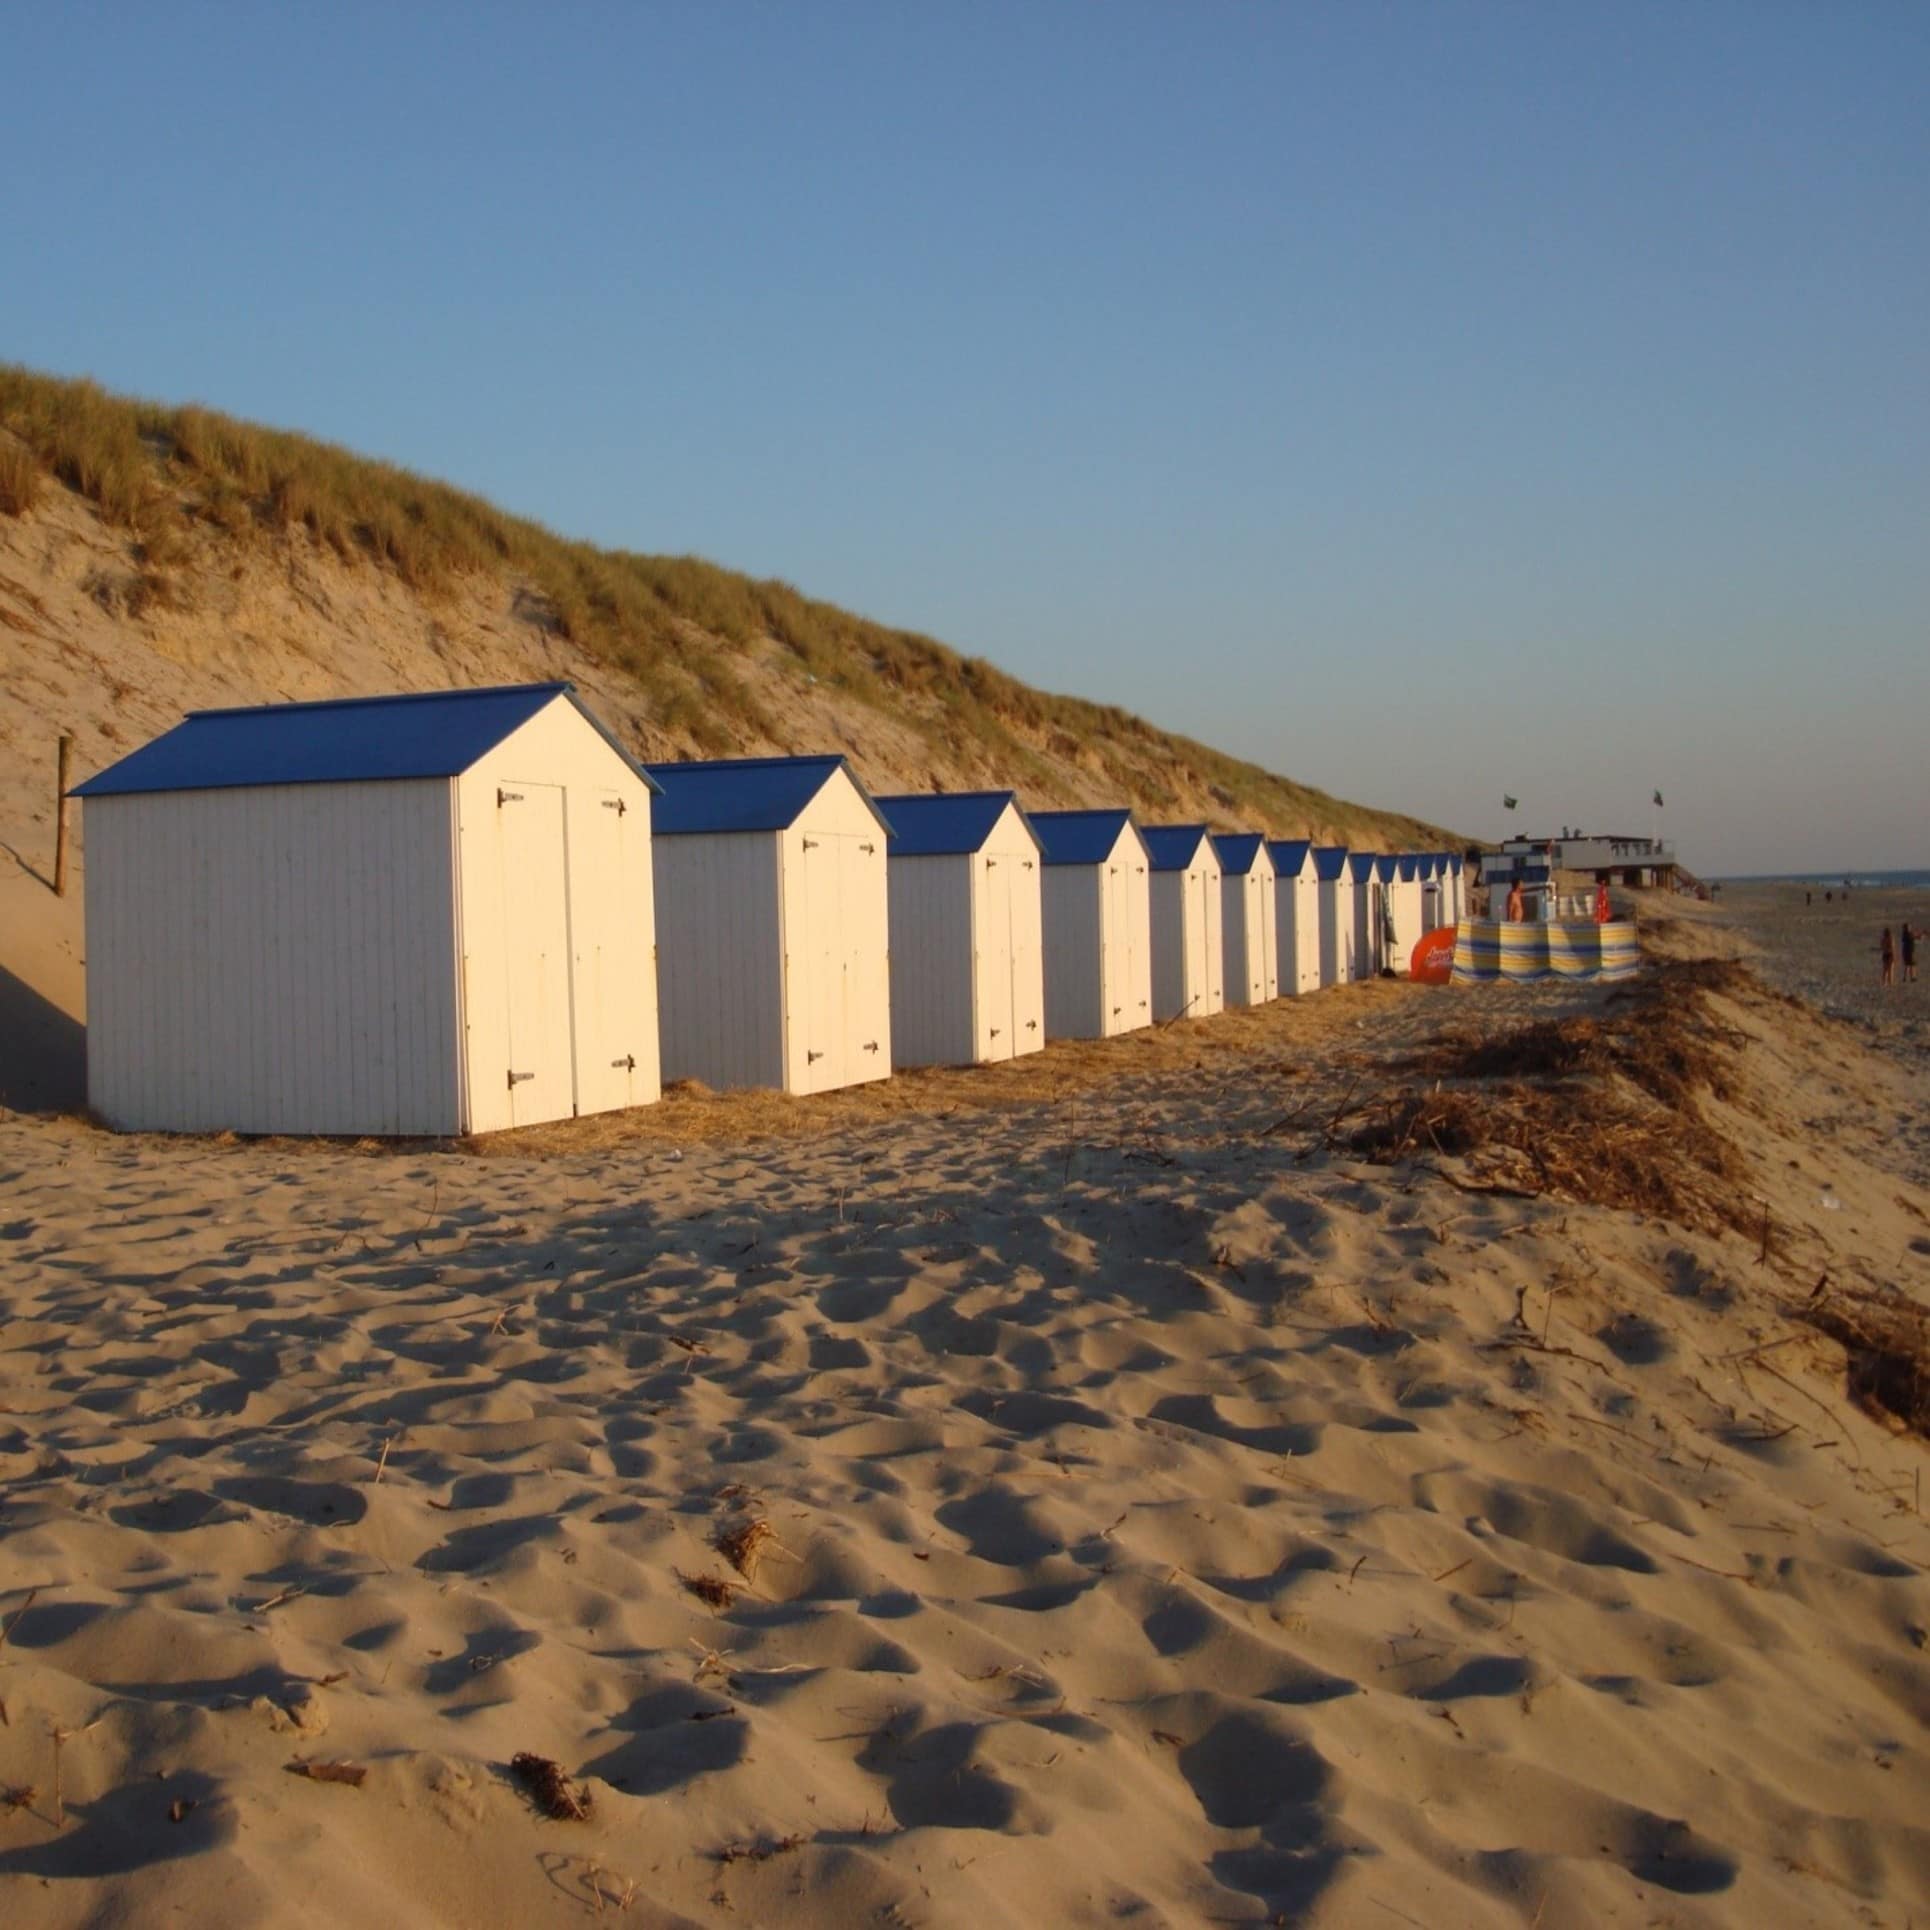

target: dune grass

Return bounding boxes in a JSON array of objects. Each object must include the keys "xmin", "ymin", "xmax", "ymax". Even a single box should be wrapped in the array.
[{"xmin": 0, "ymin": 363, "xmax": 1460, "ymax": 843}]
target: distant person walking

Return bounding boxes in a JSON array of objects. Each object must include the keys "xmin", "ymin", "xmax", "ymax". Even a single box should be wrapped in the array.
[
  {"xmin": 1904, "ymin": 923, "xmax": 1919, "ymax": 983},
  {"xmin": 1506, "ymin": 880, "xmax": 1525, "ymax": 922},
  {"xmin": 1880, "ymin": 926, "xmax": 1895, "ymax": 987}
]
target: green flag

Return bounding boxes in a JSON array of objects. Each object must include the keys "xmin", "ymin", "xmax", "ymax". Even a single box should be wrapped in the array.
[
  {"xmin": 1653, "ymin": 789, "xmax": 1665, "ymax": 808},
  {"xmin": 1502, "ymin": 794, "xmax": 1518, "ymax": 811}
]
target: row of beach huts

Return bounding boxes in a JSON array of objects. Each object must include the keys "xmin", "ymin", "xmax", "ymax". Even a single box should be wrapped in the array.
[{"xmin": 74, "ymin": 683, "xmax": 1466, "ymax": 1137}]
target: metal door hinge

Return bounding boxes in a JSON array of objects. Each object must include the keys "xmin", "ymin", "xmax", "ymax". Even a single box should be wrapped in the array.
[
  {"xmin": 1026, "ymin": 1019, "xmax": 1038, "ymax": 1030},
  {"xmin": 602, "ymin": 797, "xmax": 627, "ymax": 815},
  {"xmin": 612, "ymin": 1054, "xmax": 635, "ymax": 1071},
  {"xmin": 862, "ymin": 1041, "xmax": 879, "ymax": 1053},
  {"xmin": 989, "ymin": 1028, "xmax": 1001, "ymax": 1038},
  {"xmin": 498, "ymin": 789, "xmax": 524, "ymax": 807},
  {"xmin": 1023, "ymin": 860, "xmax": 1034, "ymax": 870},
  {"xmin": 507, "ymin": 1069, "xmax": 534, "ymax": 1087},
  {"xmin": 802, "ymin": 837, "xmax": 820, "ymax": 849},
  {"xmin": 985, "ymin": 857, "xmax": 997, "ymax": 868},
  {"xmin": 807, "ymin": 1049, "xmax": 824, "ymax": 1063},
  {"xmin": 860, "ymin": 842, "xmax": 876, "ymax": 854}
]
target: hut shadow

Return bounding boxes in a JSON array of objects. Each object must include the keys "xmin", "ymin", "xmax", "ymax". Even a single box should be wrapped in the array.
[{"xmin": 0, "ymin": 964, "xmax": 85, "ymax": 1112}]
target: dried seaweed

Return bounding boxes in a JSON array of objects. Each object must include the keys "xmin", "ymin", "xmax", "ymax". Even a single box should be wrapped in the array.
[
  {"xmin": 1801, "ymin": 1287, "xmax": 1930, "ymax": 1439},
  {"xmin": 678, "ymin": 1569, "xmax": 743, "ymax": 1611},
  {"xmin": 510, "ymin": 1751, "xmax": 592, "ymax": 1821}
]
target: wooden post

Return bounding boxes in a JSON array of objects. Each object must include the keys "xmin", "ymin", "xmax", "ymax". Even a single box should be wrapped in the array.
[{"xmin": 54, "ymin": 732, "xmax": 73, "ymax": 896}]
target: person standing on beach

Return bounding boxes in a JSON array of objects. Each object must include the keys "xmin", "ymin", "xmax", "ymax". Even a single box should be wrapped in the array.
[
  {"xmin": 1506, "ymin": 879, "xmax": 1525, "ymax": 922},
  {"xmin": 1903, "ymin": 923, "xmax": 1919, "ymax": 983},
  {"xmin": 1879, "ymin": 926, "xmax": 1894, "ymax": 986},
  {"xmin": 1595, "ymin": 878, "xmax": 1612, "ymax": 924}
]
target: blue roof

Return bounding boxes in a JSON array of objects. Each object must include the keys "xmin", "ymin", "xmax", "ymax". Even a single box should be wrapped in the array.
[
  {"xmin": 1141, "ymin": 824, "xmax": 1214, "ymax": 872},
  {"xmin": 1395, "ymin": 855, "xmax": 1421, "ymax": 881},
  {"xmin": 1267, "ymin": 838, "xmax": 1313, "ymax": 877},
  {"xmin": 1210, "ymin": 831, "xmax": 1267, "ymax": 875},
  {"xmin": 1312, "ymin": 846, "xmax": 1350, "ymax": 882},
  {"xmin": 875, "ymin": 790, "xmax": 1037, "ymax": 857},
  {"xmin": 71, "ymin": 683, "xmax": 654, "ymax": 799},
  {"xmin": 643, "ymin": 754, "xmax": 891, "ymax": 836},
  {"xmin": 1030, "ymin": 809, "xmax": 1140, "ymax": 867},
  {"xmin": 1374, "ymin": 855, "xmax": 1398, "ymax": 882},
  {"xmin": 1346, "ymin": 852, "xmax": 1380, "ymax": 883}
]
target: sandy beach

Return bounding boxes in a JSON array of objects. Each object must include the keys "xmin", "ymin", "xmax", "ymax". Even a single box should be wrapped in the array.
[{"xmin": 3, "ymin": 895, "xmax": 1927, "ymax": 1927}]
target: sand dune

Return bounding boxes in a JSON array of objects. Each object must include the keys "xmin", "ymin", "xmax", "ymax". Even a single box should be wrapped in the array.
[{"xmin": 3, "ymin": 911, "xmax": 1928, "ymax": 1926}]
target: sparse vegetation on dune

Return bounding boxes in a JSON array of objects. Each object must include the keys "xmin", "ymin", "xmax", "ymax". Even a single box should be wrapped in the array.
[{"xmin": 0, "ymin": 364, "xmax": 1459, "ymax": 841}]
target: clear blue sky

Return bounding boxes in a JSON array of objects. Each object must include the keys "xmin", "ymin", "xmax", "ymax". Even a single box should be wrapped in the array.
[{"xmin": 7, "ymin": 2, "xmax": 1926, "ymax": 872}]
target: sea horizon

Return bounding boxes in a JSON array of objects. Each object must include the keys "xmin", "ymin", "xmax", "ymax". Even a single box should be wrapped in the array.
[{"xmin": 1715, "ymin": 868, "xmax": 1930, "ymax": 889}]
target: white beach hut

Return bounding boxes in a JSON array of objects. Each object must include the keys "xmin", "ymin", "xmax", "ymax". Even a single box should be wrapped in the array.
[
  {"xmin": 877, "ymin": 791, "xmax": 1045, "ymax": 1067},
  {"xmin": 1031, "ymin": 809, "xmax": 1153, "ymax": 1038},
  {"xmin": 1143, "ymin": 825, "xmax": 1226, "ymax": 1022},
  {"xmin": 1212, "ymin": 832, "xmax": 1278, "ymax": 1006},
  {"xmin": 1346, "ymin": 851, "xmax": 1384, "ymax": 980},
  {"xmin": 1269, "ymin": 839, "xmax": 1321, "ymax": 995},
  {"xmin": 75, "ymin": 682, "xmax": 661, "ymax": 1136},
  {"xmin": 644, "ymin": 755, "xmax": 893, "ymax": 1095},
  {"xmin": 1312, "ymin": 846, "xmax": 1350, "ymax": 988},
  {"xmin": 1389, "ymin": 856, "xmax": 1427, "ymax": 971}
]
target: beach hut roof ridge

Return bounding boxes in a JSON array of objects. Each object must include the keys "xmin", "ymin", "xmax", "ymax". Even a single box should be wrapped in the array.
[
  {"xmin": 874, "ymin": 790, "xmax": 1040, "ymax": 857},
  {"xmin": 644, "ymin": 753, "xmax": 892, "ymax": 836},
  {"xmin": 1140, "ymin": 824, "xmax": 1214, "ymax": 871},
  {"xmin": 1312, "ymin": 845, "xmax": 1350, "ymax": 881},
  {"xmin": 1029, "ymin": 808, "xmax": 1142, "ymax": 866},
  {"xmin": 72, "ymin": 682, "xmax": 657, "ymax": 799},
  {"xmin": 1267, "ymin": 837, "xmax": 1314, "ymax": 875},
  {"xmin": 1210, "ymin": 831, "xmax": 1268, "ymax": 873}
]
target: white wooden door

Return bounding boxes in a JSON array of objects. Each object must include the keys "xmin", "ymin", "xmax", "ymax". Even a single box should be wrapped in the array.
[
  {"xmin": 496, "ymin": 780, "xmax": 574, "ymax": 1126},
  {"xmin": 1008, "ymin": 853, "xmax": 1044, "ymax": 1054},
  {"xmin": 570, "ymin": 787, "xmax": 652, "ymax": 1115},
  {"xmin": 1103, "ymin": 861, "xmax": 1131, "ymax": 1033},
  {"xmin": 798, "ymin": 831, "xmax": 844, "ymax": 1093},
  {"xmin": 841, "ymin": 832, "xmax": 888, "ymax": 1080},
  {"xmin": 980, "ymin": 853, "xmax": 1014, "ymax": 1060}
]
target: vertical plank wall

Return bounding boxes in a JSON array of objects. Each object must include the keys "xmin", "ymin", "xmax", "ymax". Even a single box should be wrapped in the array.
[
  {"xmin": 888, "ymin": 853, "xmax": 976, "ymax": 1068},
  {"xmin": 84, "ymin": 780, "xmax": 461, "ymax": 1135},
  {"xmin": 980, "ymin": 803, "xmax": 1045, "ymax": 1060},
  {"xmin": 650, "ymin": 832, "xmax": 785, "ymax": 1091}
]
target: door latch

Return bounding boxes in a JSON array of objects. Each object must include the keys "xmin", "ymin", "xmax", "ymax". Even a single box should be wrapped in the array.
[
  {"xmin": 860, "ymin": 842, "xmax": 876, "ymax": 854},
  {"xmin": 1026, "ymin": 1019, "xmax": 1038, "ymax": 1030},
  {"xmin": 802, "ymin": 837, "xmax": 820, "ymax": 849},
  {"xmin": 507, "ymin": 1069, "xmax": 534, "ymax": 1087},
  {"xmin": 862, "ymin": 1041, "xmax": 879, "ymax": 1053},
  {"xmin": 807, "ymin": 1049, "xmax": 824, "ymax": 1063},
  {"xmin": 611, "ymin": 1054, "xmax": 635, "ymax": 1071},
  {"xmin": 497, "ymin": 789, "xmax": 524, "ymax": 807},
  {"xmin": 602, "ymin": 797, "xmax": 627, "ymax": 815}
]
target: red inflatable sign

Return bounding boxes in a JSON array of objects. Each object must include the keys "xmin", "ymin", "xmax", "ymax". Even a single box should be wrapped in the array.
[{"xmin": 1410, "ymin": 926, "xmax": 1456, "ymax": 984}]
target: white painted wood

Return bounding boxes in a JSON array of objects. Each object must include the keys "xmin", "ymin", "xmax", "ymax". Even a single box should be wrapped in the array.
[
  {"xmin": 455, "ymin": 694, "xmax": 660, "ymax": 1131},
  {"xmin": 888, "ymin": 852, "xmax": 975, "ymax": 1068},
  {"xmin": 84, "ymin": 779, "xmax": 462, "ymax": 1136},
  {"xmin": 1152, "ymin": 844, "xmax": 1224, "ymax": 1022},
  {"xmin": 990, "ymin": 806, "xmax": 1046, "ymax": 1059},
  {"xmin": 1270, "ymin": 851, "xmax": 1320, "ymax": 997},
  {"xmin": 653, "ymin": 832, "xmax": 785, "ymax": 1090},
  {"xmin": 657, "ymin": 764, "xmax": 889, "ymax": 1094},
  {"xmin": 1317, "ymin": 871, "xmax": 1347, "ymax": 989},
  {"xmin": 1041, "ymin": 819, "xmax": 1149, "ymax": 1039},
  {"xmin": 1222, "ymin": 855, "xmax": 1277, "ymax": 1005}
]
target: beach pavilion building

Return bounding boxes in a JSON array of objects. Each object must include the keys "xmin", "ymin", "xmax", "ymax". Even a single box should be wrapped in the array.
[
  {"xmin": 1312, "ymin": 846, "xmax": 1350, "ymax": 988},
  {"xmin": 75, "ymin": 682, "xmax": 662, "ymax": 1136},
  {"xmin": 876, "ymin": 790, "xmax": 1045, "ymax": 1068},
  {"xmin": 1030, "ymin": 809, "xmax": 1153, "ymax": 1039},
  {"xmin": 1142, "ymin": 825, "xmax": 1226, "ymax": 1022},
  {"xmin": 1269, "ymin": 839, "xmax": 1321, "ymax": 995},
  {"xmin": 1212, "ymin": 832, "xmax": 1278, "ymax": 1006},
  {"xmin": 645, "ymin": 754, "xmax": 893, "ymax": 1096}
]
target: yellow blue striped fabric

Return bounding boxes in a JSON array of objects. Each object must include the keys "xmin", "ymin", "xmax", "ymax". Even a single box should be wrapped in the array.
[{"xmin": 1450, "ymin": 920, "xmax": 1641, "ymax": 984}]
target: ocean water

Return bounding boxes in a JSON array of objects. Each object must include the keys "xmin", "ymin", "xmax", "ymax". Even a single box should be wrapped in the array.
[{"xmin": 1718, "ymin": 869, "xmax": 1930, "ymax": 890}]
